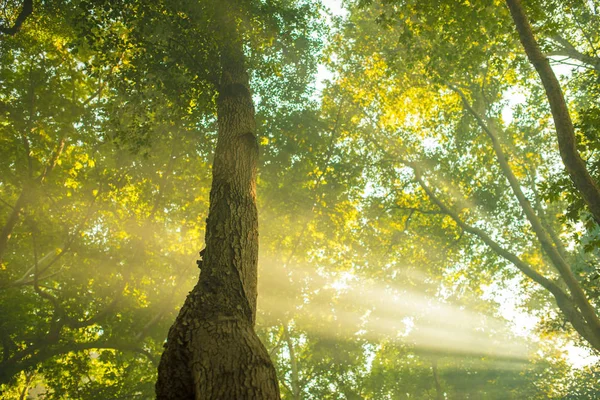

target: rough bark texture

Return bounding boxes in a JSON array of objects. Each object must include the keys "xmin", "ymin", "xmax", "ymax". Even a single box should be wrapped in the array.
[
  {"xmin": 155, "ymin": 34, "xmax": 280, "ymax": 400},
  {"xmin": 506, "ymin": 0, "xmax": 600, "ymax": 225}
]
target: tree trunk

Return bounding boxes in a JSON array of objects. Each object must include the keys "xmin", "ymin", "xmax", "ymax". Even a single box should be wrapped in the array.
[
  {"xmin": 155, "ymin": 28, "xmax": 280, "ymax": 400},
  {"xmin": 0, "ymin": 185, "xmax": 30, "ymax": 263},
  {"xmin": 431, "ymin": 358, "xmax": 443, "ymax": 400},
  {"xmin": 283, "ymin": 324, "xmax": 302, "ymax": 400},
  {"xmin": 506, "ymin": 0, "xmax": 600, "ymax": 225}
]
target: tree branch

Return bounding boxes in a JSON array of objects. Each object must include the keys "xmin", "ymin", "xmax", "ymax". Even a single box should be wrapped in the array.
[
  {"xmin": 0, "ymin": 338, "xmax": 157, "ymax": 384},
  {"xmin": 506, "ymin": 0, "xmax": 600, "ymax": 226},
  {"xmin": 548, "ymin": 35, "xmax": 600, "ymax": 72},
  {"xmin": 0, "ymin": 0, "xmax": 32, "ymax": 36},
  {"xmin": 409, "ymin": 164, "xmax": 600, "ymax": 349},
  {"xmin": 0, "ymin": 185, "xmax": 30, "ymax": 263},
  {"xmin": 450, "ymin": 82, "xmax": 600, "ymax": 335}
]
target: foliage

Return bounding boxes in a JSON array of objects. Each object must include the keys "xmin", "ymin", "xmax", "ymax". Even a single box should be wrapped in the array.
[{"xmin": 1, "ymin": 0, "xmax": 599, "ymax": 398}]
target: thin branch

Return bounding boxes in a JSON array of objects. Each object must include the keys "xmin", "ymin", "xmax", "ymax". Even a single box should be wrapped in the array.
[
  {"xmin": 65, "ymin": 283, "xmax": 126, "ymax": 329},
  {"xmin": 268, "ymin": 326, "xmax": 285, "ymax": 358},
  {"xmin": 149, "ymin": 135, "xmax": 180, "ymax": 219},
  {"xmin": 547, "ymin": 57, "xmax": 596, "ymax": 71},
  {"xmin": 549, "ymin": 35, "xmax": 600, "ymax": 71},
  {"xmin": 3, "ymin": 187, "xmax": 101, "ymax": 289},
  {"xmin": 366, "ymin": 124, "xmax": 600, "ymax": 347},
  {"xmin": 0, "ymin": 197, "xmax": 15, "ymax": 210},
  {"xmin": 39, "ymin": 134, "xmax": 67, "ymax": 183},
  {"xmin": 410, "ymin": 165, "xmax": 561, "ymax": 295},
  {"xmin": 0, "ymin": 185, "xmax": 30, "ymax": 263},
  {"xmin": 524, "ymin": 165, "xmax": 569, "ymax": 261},
  {"xmin": 283, "ymin": 323, "xmax": 301, "ymax": 400}
]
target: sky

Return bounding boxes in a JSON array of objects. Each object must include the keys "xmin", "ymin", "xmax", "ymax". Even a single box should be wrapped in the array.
[{"xmin": 321, "ymin": 0, "xmax": 347, "ymax": 17}]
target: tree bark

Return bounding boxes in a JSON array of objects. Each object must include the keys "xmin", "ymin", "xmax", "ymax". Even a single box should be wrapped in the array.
[
  {"xmin": 155, "ymin": 27, "xmax": 280, "ymax": 400},
  {"xmin": 506, "ymin": 0, "xmax": 600, "ymax": 225}
]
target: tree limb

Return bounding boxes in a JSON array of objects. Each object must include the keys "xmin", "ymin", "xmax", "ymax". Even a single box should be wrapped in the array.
[
  {"xmin": 0, "ymin": 338, "xmax": 157, "ymax": 385},
  {"xmin": 548, "ymin": 35, "xmax": 600, "ymax": 72},
  {"xmin": 409, "ymin": 164, "xmax": 600, "ymax": 350},
  {"xmin": 450, "ymin": 82, "xmax": 600, "ymax": 335},
  {"xmin": 506, "ymin": 0, "xmax": 600, "ymax": 226},
  {"xmin": 0, "ymin": 0, "xmax": 32, "ymax": 36}
]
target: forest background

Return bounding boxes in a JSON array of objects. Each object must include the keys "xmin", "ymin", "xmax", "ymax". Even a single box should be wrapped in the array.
[{"xmin": 1, "ymin": 0, "xmax": 600, "ymax": 398}]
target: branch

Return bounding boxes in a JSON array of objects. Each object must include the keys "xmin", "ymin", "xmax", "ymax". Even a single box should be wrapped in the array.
[
  {"xmin": 134, "ymin": 258, "xmax": 190, "ymax": 341},
  {"xmin": 367, "ymin": 124, "xmax": 563, "ymax": 291},
  {"xmin": 1, "ymin": 327, "xmax": 17, "ymax": 363},
  {"xmin": 0, "ymin": 86, "xmax": 72, "ymax": 262},
  {"xmin": 450, "ymin": 83, "xmax": 600, "ymax": 334},
  {"xmin": 410, "ymin": 165, "xmax": 560, "ymax": 295},
  {"xmin": 65, "ymin": 285, "xmax": 125, "ymax": 329},
  {"xmin": 548, "ymin": 35, "xmax": 600, "ymax": 72},
  {"xmin": 0, "ymin": 0, "xmax": 32, "ymax": 36},
  {"xmin": 388, "ymin": 206, "xmax": 445, "ymax": 232},
  {"xmin": 149, "ymin": 135, "xmax": 179, "ymax": 219},
  {"xmin": 283, "ymin": 324, "xmax": 301, "ymax": 399},
  {"xmin": 3, "ymin": 188, "xmax": 101, "ymax": 290},
  {"xmin": 409, "ymin": 164, "xmax": 600, "ymax": 349},
  {"xmin": 506, "ymin": 0, "xmax": 600, "ymax": 226},
  {"xmin": 0, "ymin": 338, "xmax": 157, "ymax": 384},
  {"xmin": 39, "ymin": 134, "xmax": 67, "ymax": 183},
  {"xmin": 268, "ymin": 327, "xmax": 285, "ymax": 358},
  {"xmin": 524, "ymin": 165, "xmax": 569, "ymax": 261}
]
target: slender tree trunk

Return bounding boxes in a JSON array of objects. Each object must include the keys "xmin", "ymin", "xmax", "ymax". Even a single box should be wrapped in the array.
[
  {"xmin": 431, "ymin": 358, "xmax": 443, "ymax": 400},
  {"xmin": 506, "ymin": 0, "xmax": 600, "ymax": 225},
  {"xmin": 155, "ymin": 28, "xmax": 280, "ymax": 400},
  {"xmin": 283, "ymin": 324, "xmax": 302, "ymax": 400}
]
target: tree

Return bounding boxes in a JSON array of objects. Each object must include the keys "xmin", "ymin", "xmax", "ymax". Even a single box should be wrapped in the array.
[
  {"xmin": 331, "ymin": 0, "xmax": 600, "ymax": 353},
  {"xmin": 506, "ymin": 0, "xmax": 600, "ymax": 225},
  {"xmin": 0, "ymin": 2, "xmax": 211, "ymax": 392},
  {"xmin": 2, "ymin": 0, "xmax": 598, "ymax": 397},
  {"xmin": 0, "ymin": 0, "xmax": 33, "ymax": 36},
  {"xmin": 0, "ymin": 0, "xmax": 322, "ymax": 396},
  {"xmin": 155, "ymin": 2, "xmax": 281, "ymax": 398}
]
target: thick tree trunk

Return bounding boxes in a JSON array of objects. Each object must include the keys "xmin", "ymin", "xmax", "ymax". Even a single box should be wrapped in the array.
[{"xmin": 155, "ymin": 32, "xmax": 280, "ymax": 400}]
